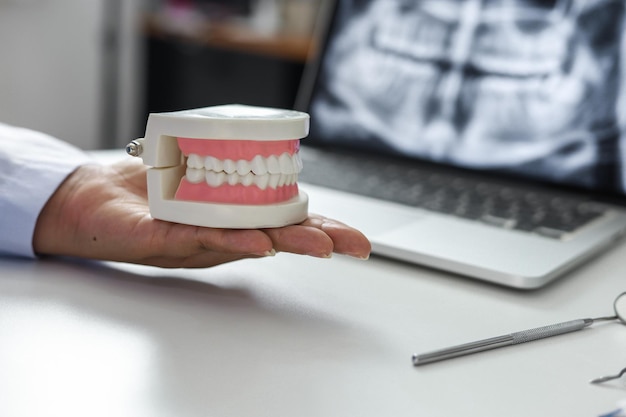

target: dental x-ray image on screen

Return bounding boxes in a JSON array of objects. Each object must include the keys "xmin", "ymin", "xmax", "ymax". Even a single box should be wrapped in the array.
[
  {"xmin": 295, "ymin": 0, "xmax": 626, "ymax": 289},
  {"xmin": 308, "ymin": 0, "xmax": 626, "ymax": 193}
]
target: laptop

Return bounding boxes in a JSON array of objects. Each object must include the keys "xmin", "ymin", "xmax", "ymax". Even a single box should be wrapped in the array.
[{"xmin": 293, "ymin": 0, "xmax": 626, "ymax": 289}]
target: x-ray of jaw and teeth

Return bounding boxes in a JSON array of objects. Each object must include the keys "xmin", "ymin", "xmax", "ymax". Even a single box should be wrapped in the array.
[{"xmin": 312, "ymin": 0, "xmax": 626, "ymax": 191}]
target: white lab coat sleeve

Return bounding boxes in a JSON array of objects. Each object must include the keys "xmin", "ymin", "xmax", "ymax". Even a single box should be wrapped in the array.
[{"xmin": 0, "ymin": 123, "xmax": 94, "ymax": 258}]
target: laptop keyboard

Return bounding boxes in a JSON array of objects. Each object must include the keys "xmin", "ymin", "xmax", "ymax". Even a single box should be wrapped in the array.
[{"xmin": 298, "ymin": 147, "xmax": 609, "ymax": 239}]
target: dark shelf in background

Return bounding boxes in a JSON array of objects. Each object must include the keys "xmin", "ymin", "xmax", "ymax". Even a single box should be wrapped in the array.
[{"xmin": 143, "ymin": 15, "xmax": 313, "ymax": 117}]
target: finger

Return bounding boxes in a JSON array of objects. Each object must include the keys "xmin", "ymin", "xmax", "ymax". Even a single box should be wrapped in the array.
[
  {"xmin": 138, "ymin": 220, "xmax": 276, "ymax": 259},
  {"xmin": 319, "ymin": 223, "xmax": 371, "ymax": 260},
  {"xmin": 300, "ymin": 214, "xmax": 371, "ymax": 259},
  {"xmin": 140, "ymin": 251, "xmax": 262, "ymax": 269},
  {"xmin": 263, "ymin": 223, "xmax": 334, "ymax": 258},
  {"xmin": 183, "ymin": 226, "xmax": 275, "ymax": 256}
]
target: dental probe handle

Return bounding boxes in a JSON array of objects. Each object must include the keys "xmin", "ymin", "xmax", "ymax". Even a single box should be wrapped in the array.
[{"xmin": 412, "ymin": 318, "xmax": 594, "ymax": 366}]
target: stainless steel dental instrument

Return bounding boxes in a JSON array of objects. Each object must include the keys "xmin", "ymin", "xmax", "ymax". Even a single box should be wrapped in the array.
[
  {"xmin": 412, "ymin": 291, "xmax": 626, "ymax": 366},
  {"xmin": 590, "ymin": 366, "xmax": 626, "ymax": 384}
]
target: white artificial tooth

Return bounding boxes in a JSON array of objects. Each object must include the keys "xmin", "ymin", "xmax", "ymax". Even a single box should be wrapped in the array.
[
  {"xmin": 278, "ymin": 174, "xmax": 287, "ymax": 187},
  {"xmin": 251, "ymin": 155, "xmax": 267, "ymax": 175},
  {"xmin": 267, "ymin": 155, "xmax": 280, "ymax": 174},
  {"xmin": 241, "ymin": 172, "xmax": 255, "ymax": 186},
  {"xmin": 279, "ymin": 153, "xmax": 293, "ymax": 174},
  {"xmin": 227, "ymin": 173, "xmax": 239, "ymax": 186},
  {"xmin": 205, "ymin": 171, "xmax": 226, "ymax": 187},
  {"xmin": 186, "ymin": 167, "xmax": 205, "ymax": 184},
  {"xmin": 268, "ymin": 173, "xmax": 280, "ymax": 189},
  {"xmin": 237, "ymin": 159, "xmax": 251, "ymax": 175},
  {"xmin": 204, "ymin": 155, "xmax": 222, "ymax": 172},
  {"xmin": 288, "ymin": 173, "xmax": 297, "ymax": 185},
  {"xmin": 223, "ymin": 159, "xmax": 237, "ymax": 174},
  {"xmin": 293, "ymin": 153, "xmax": 303, "ymax": 173},
  {"xmin": 187, "ymin": 154, "xmax": 204, "ymax": 169},
  {"xmin": 255, "ymin": 174, "xmax": 270, "ymax": 190}
]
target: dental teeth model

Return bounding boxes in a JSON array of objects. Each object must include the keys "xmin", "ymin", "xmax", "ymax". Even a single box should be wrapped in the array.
[{"xmin": 126, "ymin": 104, "xmax": 310, "ymax": 228}]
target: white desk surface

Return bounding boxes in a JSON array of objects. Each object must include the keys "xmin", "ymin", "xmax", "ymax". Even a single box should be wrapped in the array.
[{"xmin": 2, "ymin": 150, "xmax": 626, "ymax": 417}]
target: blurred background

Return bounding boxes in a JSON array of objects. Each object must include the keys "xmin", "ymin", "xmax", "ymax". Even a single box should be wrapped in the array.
[{"xmin": 0, "ymin": 0, "xmax": 322, "ymax": 150}]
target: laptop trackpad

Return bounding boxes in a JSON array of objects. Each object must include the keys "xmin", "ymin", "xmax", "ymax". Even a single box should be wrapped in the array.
[{"xmin": 302, "ymin": 183, "xmax": 426, "ymax": 236}]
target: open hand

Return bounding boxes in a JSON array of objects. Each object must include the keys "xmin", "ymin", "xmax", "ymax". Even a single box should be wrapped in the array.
[{"xmin": 33, "ymin": 159, "xmax": 371, "ymax": 268}]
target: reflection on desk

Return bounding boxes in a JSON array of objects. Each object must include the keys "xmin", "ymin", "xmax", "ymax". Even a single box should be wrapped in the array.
[{"xmin": 2, "ymin": 238, "xmax": 626, "ymax": 417}]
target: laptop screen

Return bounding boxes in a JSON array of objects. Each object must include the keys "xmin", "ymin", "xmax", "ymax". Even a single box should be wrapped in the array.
[{"xmin": 298, "ymin": 0, "xmax": 626, "ymax": 196}]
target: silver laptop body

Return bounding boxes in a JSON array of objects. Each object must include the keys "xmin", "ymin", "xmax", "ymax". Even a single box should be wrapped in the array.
[{"xmin": 295, "ymin": 0, "xmax": 626, "ymax": 289}]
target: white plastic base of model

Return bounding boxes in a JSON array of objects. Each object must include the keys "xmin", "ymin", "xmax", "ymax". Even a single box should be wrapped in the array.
[{"xmin": 147, "ymin": 166, "xmax": 309, "ymax": 228}]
